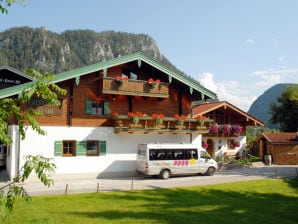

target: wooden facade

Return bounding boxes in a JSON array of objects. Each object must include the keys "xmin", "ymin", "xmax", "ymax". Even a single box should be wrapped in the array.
[
  {"xmin": 256, "ymin": 132, "xmax": 298, "ymax": 165},
  {"xmin": 31, "ymin": 54, "xmax": 216, "ymax": 134},
  {"xmin": 0, "ymin": 53, "xmax": 219, "ymax": 178}
]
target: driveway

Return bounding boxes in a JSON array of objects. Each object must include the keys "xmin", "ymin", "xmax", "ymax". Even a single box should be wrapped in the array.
[{"xmin": 15, "ymin": 165, "xmax": 298, "ymax": 196}]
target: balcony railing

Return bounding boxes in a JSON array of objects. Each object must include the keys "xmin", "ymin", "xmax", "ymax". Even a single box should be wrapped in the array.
[
  {"xmin": 111, "ymin": 115, "xmax": 213, "ymax": 134},
  {"xmin": 99, "ymin": 77, "xmax": 169, "ymax": 98}
]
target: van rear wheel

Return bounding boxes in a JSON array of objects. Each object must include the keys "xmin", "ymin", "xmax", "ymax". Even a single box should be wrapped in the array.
[
  {"xmin": 205, "ymin": 167, "xmax": 215, "ymax": 176},
  {"xmin": 160, "ymin": 169, "xmax": 170, "ymax": 179}
]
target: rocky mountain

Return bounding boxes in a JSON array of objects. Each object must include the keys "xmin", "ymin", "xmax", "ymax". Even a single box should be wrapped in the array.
[
  {"xmin": 247, "ymin": 83, "xmax": 294, "ymax": 129},
  {"xmin": 0, "ymin": 27, "xmax": 179, "ymax": 74}
]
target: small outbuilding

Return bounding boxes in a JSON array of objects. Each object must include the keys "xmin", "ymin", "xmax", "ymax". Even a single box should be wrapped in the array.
[{"xmin": 256, "ymin": 132, "xmax": 298, "ymax": 165}]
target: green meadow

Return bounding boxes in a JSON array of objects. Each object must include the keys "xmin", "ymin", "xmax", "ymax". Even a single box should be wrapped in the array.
[{"xmin": 5, "ymin": 178, "xmax": 298, "ymax": 224}]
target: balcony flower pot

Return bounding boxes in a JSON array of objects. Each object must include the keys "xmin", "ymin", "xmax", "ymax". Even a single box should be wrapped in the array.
[
  {"xmin": 231, "ymin": 125, "xmax": 243, "ymax": 136},
  {"xmin": 115, "ymin": 75, "xmax": 128, "ymax": 87},
  {"xmin": 151, "ymin": 113, "xmax": 165, "ymax": 128},
  {"xmin": 174, "ymin": 114, "xmax": 186, "ymax": 129},
  {"xmin": 220, "ymin": 124, "xmax": 231, "ymax": 135},
  {"xmin": 128, "ymin": 111, "xmax": 143, "ymax": 128},
  {"xmin": 148, "ymin": 78, "xmax": 160, "ymax": 89},
  {"xmin": 209, "ymin": 124, "xmax": 219, "ymax": 135}
]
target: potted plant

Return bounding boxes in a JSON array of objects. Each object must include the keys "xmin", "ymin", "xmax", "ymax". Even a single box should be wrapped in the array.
[
  {"xmin": 174, "ymin": 114, "xmax": 186, "ymax": 129},
  {"xmin": 209, "ymin": 124, "xmax": 219, "ymax": 135},
  {"xmin": 127, "ymin": 111, "xmax": 143, "ymax": 127},
  {"xmin": 231, "ymin": 125, "xmax": 243, "ymax": 136},
  {"xmin": 151, "ymin": 113, "xmax": 165, "ymax": 127},
  {"xmin": 196, "ymin": 114, "xmax": 207, "ymax": 129},
  {"xmin": 115, "ymin": 75, "xmax": 129, "ymax": 86},
  {"xmin": 148, "ymin": 78, "xmax": 160, "ymax": 89},
  {"xmin": 202, "ymin": 142, "xmax": 208, "ymax": 149},
  {"xmin": 220, "ymin": 124, "xmax": 231, "ymax": 135}
]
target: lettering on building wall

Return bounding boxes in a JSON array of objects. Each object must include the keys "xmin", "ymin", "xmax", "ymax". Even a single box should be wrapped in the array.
[
  {"xmin": 27, "ymin": 98, "xmax": 63, "ymax": 116},
  {"xmin": 0, "ymin": 78, "xmax": 21, "ymax": 84}
]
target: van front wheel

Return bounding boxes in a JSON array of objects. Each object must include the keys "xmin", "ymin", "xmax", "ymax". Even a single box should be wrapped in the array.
[
  {"xmin": 205, "ymin": 167, "xmax": 215, "ymax": 176},
  {"xmin": 160, "ymin": 169, "xmax": 170, "ymax": 179}
]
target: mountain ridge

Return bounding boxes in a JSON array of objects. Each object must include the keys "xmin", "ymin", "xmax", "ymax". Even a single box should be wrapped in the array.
[
  {"xmin": 247, "ymin": 83, "xmax": 294, "ymax": 128},
  {"xmin": 0, "ymin": 27, "xmax": 178, "ymax": 74}
]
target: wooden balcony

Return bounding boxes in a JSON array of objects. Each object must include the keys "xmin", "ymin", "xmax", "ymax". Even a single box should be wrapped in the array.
[
  {"xmin": 99, "ymin": 77, "xmax": 169, "ymax": 98},
  {"xmin": 111, "ymin": 115, "xmax": 213, "ymax": 134}
]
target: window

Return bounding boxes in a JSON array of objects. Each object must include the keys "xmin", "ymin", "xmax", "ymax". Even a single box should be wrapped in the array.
[
  {"xmin": 87, "ymin": 140, "xmax": 99, "ymax": 156},
  {"xmin": 200, "ymin": 150, "xmax": 210, "ymax": 159},
  {"xmin": 149, "ymin": 149, "xmax": 198, "ymax": 161},
  {"xmin": 92, "ymin": 101, "xmax": 103, "ymax": 115},
  {"xmin": 54, "ymin": 140, "xmax": 106, "ymax": 157},
  {"xmin": 63, "ymin": 140, "xmax": 76, "ymax": 156},
  {"xmin": 86, "ymin": 100, "xmax": 110, "ymax": 115},
  {"xmin": 228, "ymin": 139, "xmax": 236, "ymax": 149}
]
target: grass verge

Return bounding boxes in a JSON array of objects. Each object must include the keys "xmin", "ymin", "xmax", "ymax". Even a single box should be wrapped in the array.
[{"xmin": 5, "ymin": 178, "xmax": 298, "ymax": 224}]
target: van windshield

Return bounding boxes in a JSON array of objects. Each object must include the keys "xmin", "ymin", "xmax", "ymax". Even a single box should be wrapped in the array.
[{"xmin": 149, "ymin": 149, "xmax": 198, "ymax": 161}]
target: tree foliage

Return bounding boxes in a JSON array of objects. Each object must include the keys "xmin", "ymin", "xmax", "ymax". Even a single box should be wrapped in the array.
[
  {"xmin": 0, "ymin": 155, "xmax": 56, "ymax": 219},
  {"xmin": 0, "ymin": 70, "xmax": 66, "ymax": 219},
  {"xmin": 269, "ymin": 84, "xmax": 298, "ymax": 131},
  {"xmin": 0, "ymin": 0, "xmax": 25, "ymax": 14},
  {"xmin": 0, "ymin": 70, "xmax": 67, "ymax": 145}
]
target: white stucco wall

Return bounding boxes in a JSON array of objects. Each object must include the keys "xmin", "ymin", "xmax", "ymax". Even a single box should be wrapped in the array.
[
  {"xmin": 6, "ymin": 125, "xmax": 20, "ymax": 179},
  {"xmin": 202, "ymin": 135, "xmax": 246, "ymax": 158},
  {"xmin": 14, "ymin": 126, "xmax": 202, "ymax": 177}
]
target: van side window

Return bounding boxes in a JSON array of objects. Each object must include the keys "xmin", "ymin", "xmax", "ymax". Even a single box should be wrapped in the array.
[
  {"xmin": 200, "ymin": 151, "xmax": 209, "ymax": 159},
  {"xmin": 149, "ymin": 149, "xmax": 198, "ymax": 160}
]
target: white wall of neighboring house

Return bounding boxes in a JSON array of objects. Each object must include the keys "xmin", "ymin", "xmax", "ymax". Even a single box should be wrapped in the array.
[
  {"xmin": 6, "ymin": 126, "xmax": 202, "ymax": 179},
  {"xmin": 6, "ymin": 125, "xmax": 20, "ymax": 179},
  {"xmin": 202, "ymin": 135, "xmax": 246, "ymax": 158}
]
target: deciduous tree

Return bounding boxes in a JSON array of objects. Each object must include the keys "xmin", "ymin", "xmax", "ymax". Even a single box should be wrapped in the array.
[
  {"xmin": 0, "ymin": 70, "xmax": 66, "ymax": 219},
  {"xmin": 269, "ymin": 84, "xmax": 298, "ymax": 131}
]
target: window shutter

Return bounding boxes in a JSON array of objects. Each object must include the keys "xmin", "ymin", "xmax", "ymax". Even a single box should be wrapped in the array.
[
  {"xmin": 76, "ymin": 141, "xmax": 87, "ymax": 156},
  {"xmin": 103, "ymin": 101, "xmax": 110, "ymax": 115},
  {"xmin": 86, "ymin": 100, "xmax": 92, "ymax": 114},
  {"xmin": 100, "ymin": 141, "xmax": 106, "ymax": 156},
  {"xmin": 54, "ymin": 141, "xmax": 62, "ymax": 156}
]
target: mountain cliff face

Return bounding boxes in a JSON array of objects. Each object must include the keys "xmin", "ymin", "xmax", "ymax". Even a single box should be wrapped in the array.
[
  {"xmin": 247, "ymin": 83, "xmax": 293, "ymax": 128},
  {"xmin": 0, "ymin": 27, "xmax": 176, "ymax": 74}
]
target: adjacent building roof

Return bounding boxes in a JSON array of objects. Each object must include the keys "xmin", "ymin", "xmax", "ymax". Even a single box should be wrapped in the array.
[
  {"xmin": 0, "ymin": 65, "xmax": 34, "ymax": 81},
  {"xmin": 257, "ymin": 132, "xmax": 298, "ymax": 144},
  {"xmin": 0, "ymin": 52, "xmax": 217, "ymax": 100},
  {"xmin": 192, "ymin": 101, "xmax": 264, "ymax": 126}
]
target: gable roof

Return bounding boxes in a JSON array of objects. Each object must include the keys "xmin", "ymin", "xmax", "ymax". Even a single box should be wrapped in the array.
[
  {"xmin": 0, "ymin": 52, "xmax": 217, "ymax": 100},
  {"xmin": 192, "ymin": 101, "xmax": 264, "ymax": 126},
  {"xmin": 257, "ymin": 132, "xmax": 298, "ymax": 144},
  {"xmin": 0, "ymin": 65, "xmax": 34, "ymax": 81}
]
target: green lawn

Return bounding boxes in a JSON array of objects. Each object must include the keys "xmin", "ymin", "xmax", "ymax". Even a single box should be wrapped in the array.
[{"xmin": 5, "ymin": 178, "xmax": 298, "ymax": 224}]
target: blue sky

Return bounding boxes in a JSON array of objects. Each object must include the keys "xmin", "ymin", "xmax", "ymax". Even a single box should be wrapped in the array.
[{"xmin": 1, "ymin": 0, "xmax": 298, "ymax": 111}]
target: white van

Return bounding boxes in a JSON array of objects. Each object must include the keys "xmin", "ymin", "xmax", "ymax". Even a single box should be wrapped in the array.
[{"xmin": 136, "ymin": 143, "xmax": 218, "ymax": 179}]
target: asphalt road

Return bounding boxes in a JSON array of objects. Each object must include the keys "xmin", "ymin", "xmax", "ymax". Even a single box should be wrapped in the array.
[{"xmin": 17, "ymin": 165, "xmax": 298, "ymax": 196}]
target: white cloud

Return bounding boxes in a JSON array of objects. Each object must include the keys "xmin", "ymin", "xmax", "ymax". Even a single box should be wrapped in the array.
[
  {"xmin": 245, "ymin": 38, "xmax": 254, "ymax": 44},
  {"xmin": 198, "ymin": 73, "xmax": 256, "ymax": 112},
  {"xmin": 250, "ymin": 68, "xmax": 298, "ymax": 89},
  {"xmin": 198, "ymin": 68, "xmax": 298, "ymax": 112},
  {"xmin": 272, "ymin": 38, "xmax": 277, "ymax": 44},
  {"xmin": 198, "ymin": 72, "xmax": 218, "ymax": 93},
  {"xmin": 277, "ymin": 56, "xmax": 284, "ymax": 62}
]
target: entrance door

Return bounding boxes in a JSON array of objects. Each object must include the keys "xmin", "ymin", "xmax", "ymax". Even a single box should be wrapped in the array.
[{"xmin": 206, "ymin": 139, "xmax": 214, "ymax": 157}]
